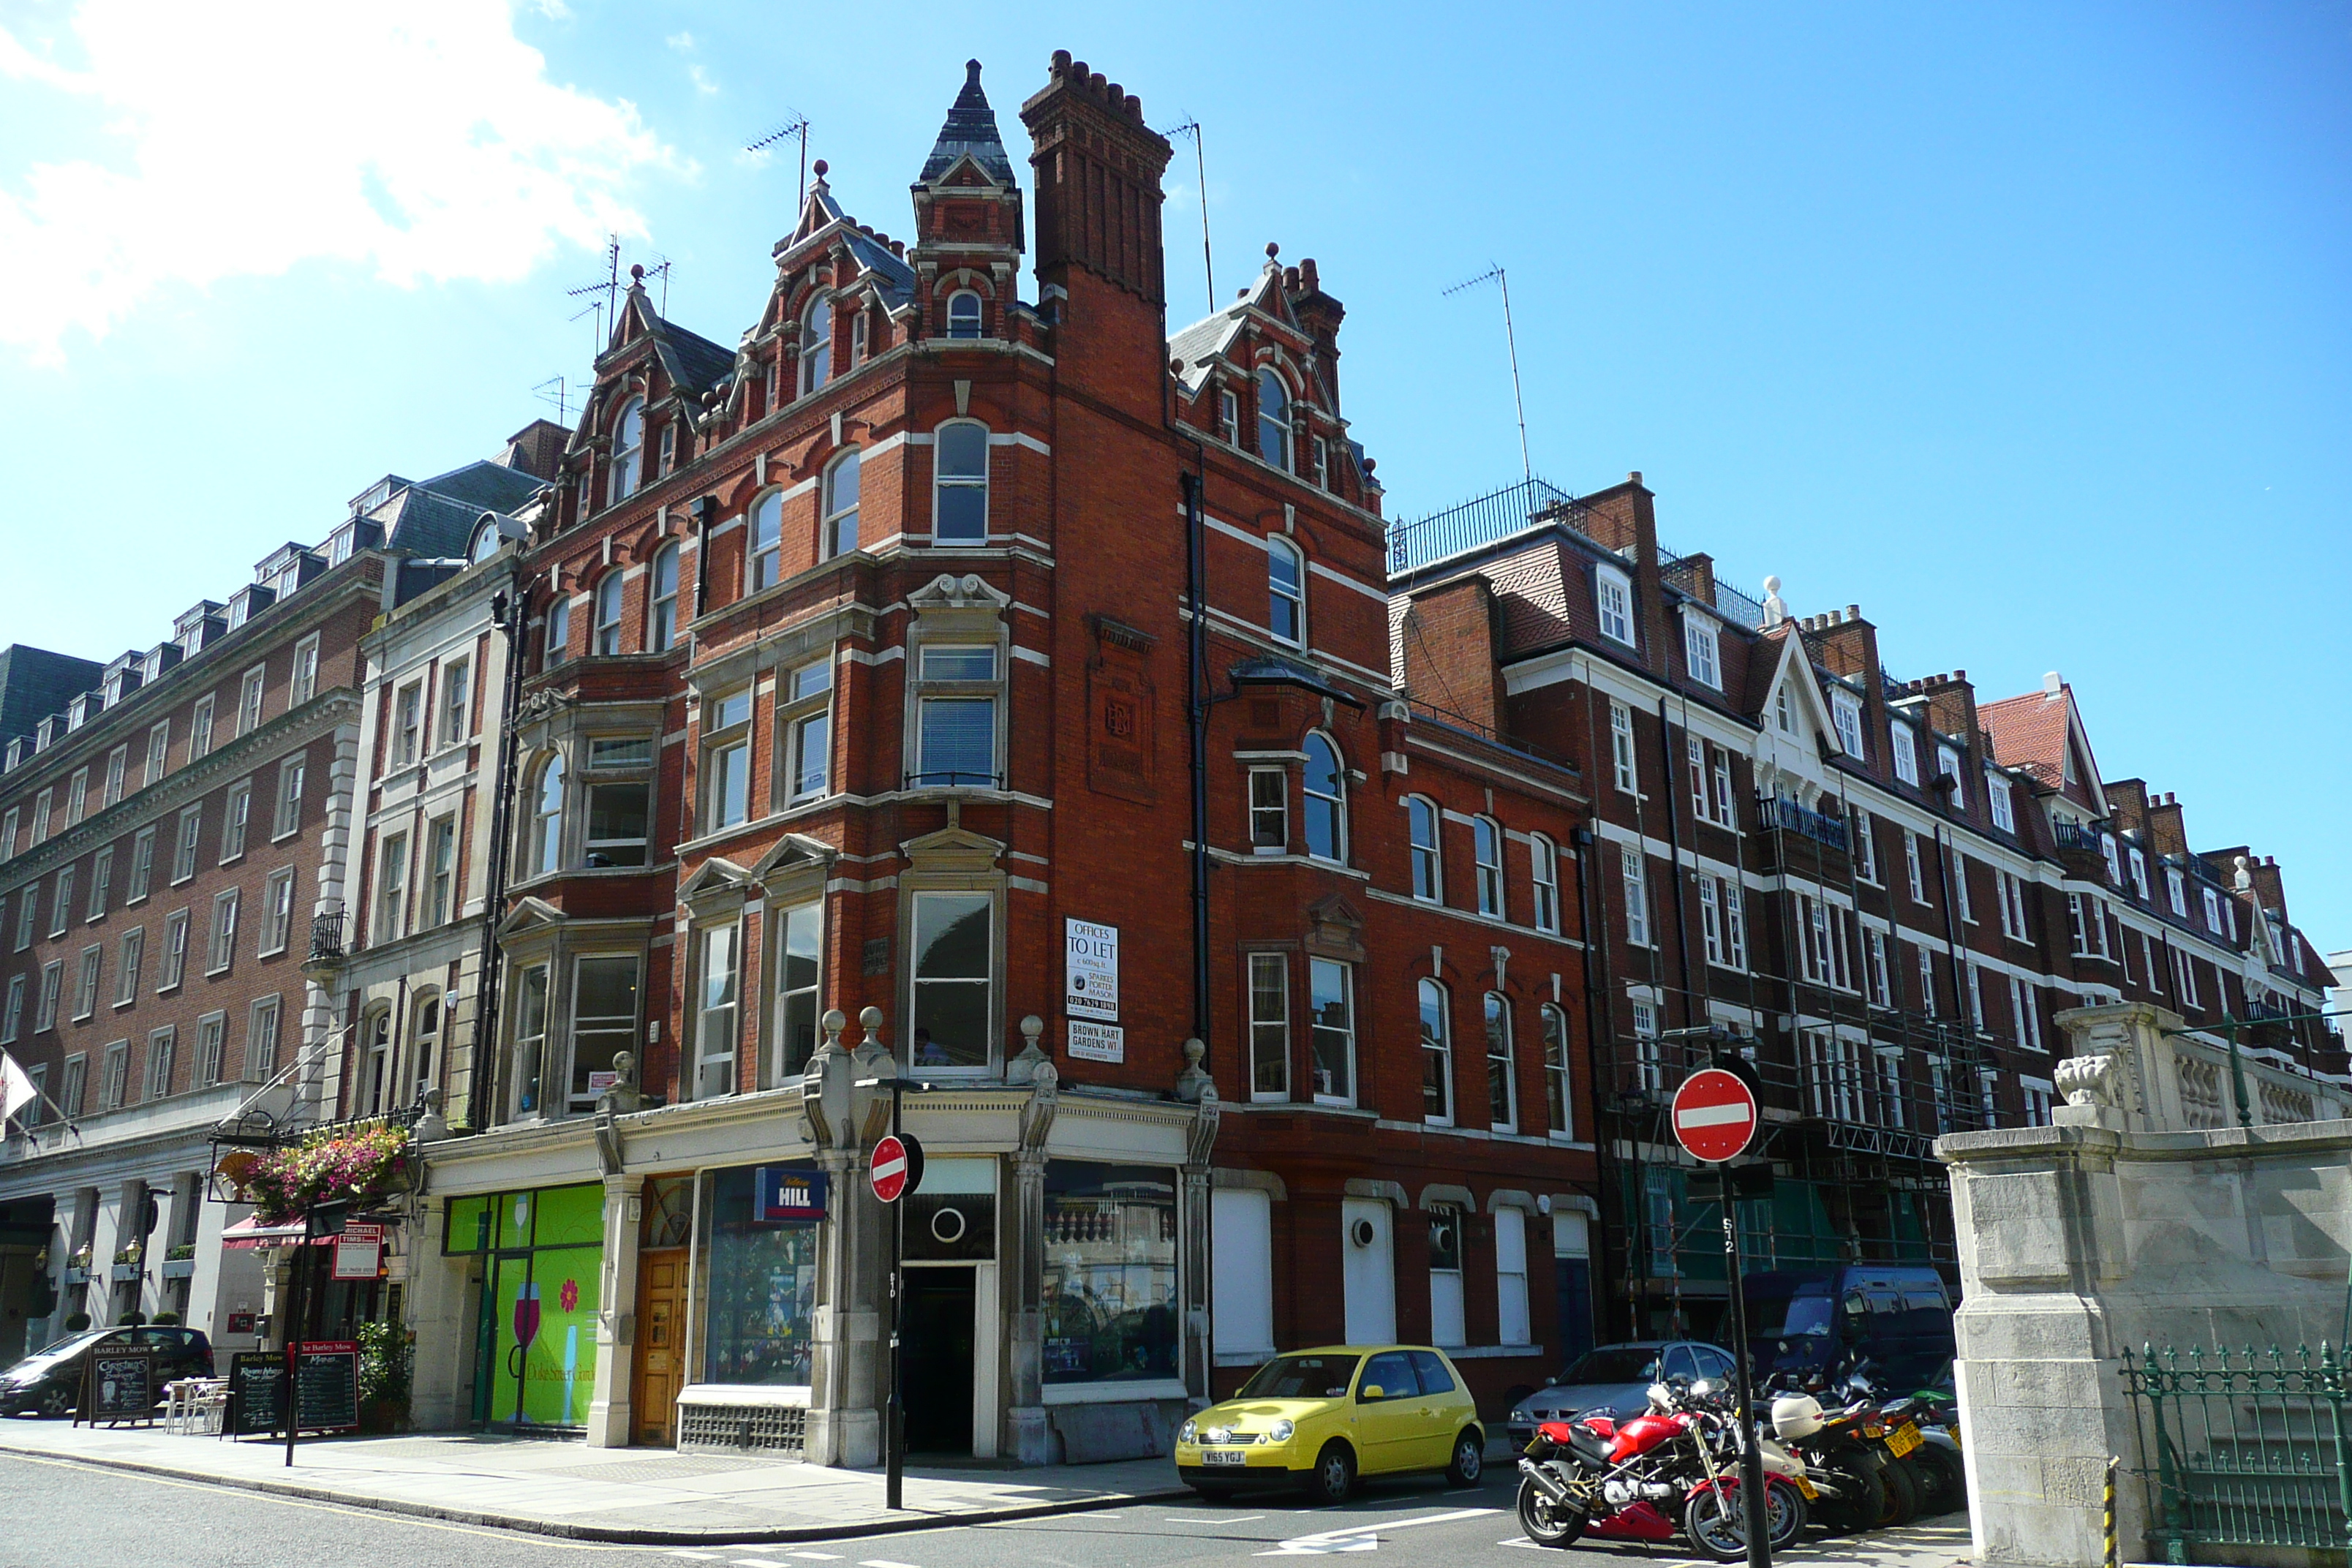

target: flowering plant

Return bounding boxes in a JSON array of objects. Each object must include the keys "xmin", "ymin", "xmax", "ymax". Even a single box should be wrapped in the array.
[{"xmin": 241, "ymin": 1123, "xmax": 412, "ymax": 1224}]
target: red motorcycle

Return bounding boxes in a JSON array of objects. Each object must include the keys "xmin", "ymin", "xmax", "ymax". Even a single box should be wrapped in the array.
[{"xmin": 1516, "ymin": 1382, "xmax": 1805, "ymax": 1560}]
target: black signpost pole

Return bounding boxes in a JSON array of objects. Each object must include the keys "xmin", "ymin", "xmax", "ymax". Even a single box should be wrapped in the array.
[
  {"xmin": 886, "ymin": 1081, "xmax": 905, "ymax": 1513},
  {"xmin": 283, "ymin": 1238, "xmax": 304, "ymax": 1468},
  {"xmin": 1722, "ymin": 1166, "xmax": 1770, "ymax": 1568}
]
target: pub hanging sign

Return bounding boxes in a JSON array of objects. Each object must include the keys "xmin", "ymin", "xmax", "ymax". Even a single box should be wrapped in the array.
[{"xmin": 1065, "ymin": 919, "xmax": 1119, "ymax": 1022}]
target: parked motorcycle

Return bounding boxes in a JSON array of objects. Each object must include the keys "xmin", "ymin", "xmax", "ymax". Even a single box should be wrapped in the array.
[
  {"xmin": 1880, "ymin": 1388, "xmax": 1965, "ymax": 1515},
  {"xmin": 1515, "ymin": 1379, "xmax": 1808, "ymax": 1561},
  {"xmin": 1765, "ymin": 1387, "xmax": 1893, "ymax": 1534}
]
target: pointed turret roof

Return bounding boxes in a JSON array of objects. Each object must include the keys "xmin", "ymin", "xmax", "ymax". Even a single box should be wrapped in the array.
[{"xmin": 919, "ymin": 59, "xmax": 1015, "ymax": 186}]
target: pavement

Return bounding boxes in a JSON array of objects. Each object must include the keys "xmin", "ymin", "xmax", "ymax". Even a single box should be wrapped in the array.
[
  {"xmin": 0, "ymin": 1417, "xmax": 1186, "ymax": 1543},
  {"xmin": 0, "ymin": 1436, "xmax": 1986, "ymax": 1568}
]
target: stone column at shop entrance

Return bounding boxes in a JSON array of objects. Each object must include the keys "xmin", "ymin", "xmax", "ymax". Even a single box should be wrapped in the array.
[
  {"xmin": 585, "ymin": 1168, "xmax": 644, "ymax": 1448},
  {"xmin": 802, "ymin": 1010, "xmax": 886, "ymax": 1468},
  {"xmin": 1003, "ymin": 1057, "xmax": 1058, "ymax": 1465}
]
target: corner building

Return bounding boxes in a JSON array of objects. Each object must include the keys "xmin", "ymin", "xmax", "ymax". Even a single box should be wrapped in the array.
[{"xmin": 415, "ymin": 54, "xmax": 1599, "ymax": 1464}]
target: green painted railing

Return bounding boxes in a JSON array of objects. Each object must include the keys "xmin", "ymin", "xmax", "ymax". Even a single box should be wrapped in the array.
[{"xmin": 2119, "ymin": 1342, "xmax": 2352, "ymax": 1563}]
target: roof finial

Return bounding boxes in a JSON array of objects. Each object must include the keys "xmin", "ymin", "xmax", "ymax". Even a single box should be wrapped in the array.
[
  {"xmin": 1760, "ymin": 575, "xmax": 1788, "ymax": 628},
  {"xmin": 812, "ymin": 158, "xmax": 829, "ymax": 181}
]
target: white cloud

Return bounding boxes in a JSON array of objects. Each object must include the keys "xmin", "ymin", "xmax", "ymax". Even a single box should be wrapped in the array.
[
  {"xmin": 688, "ymin": 63, "xmax": 720, "ymax": 97},
  {"xmin": 665, "ymin": 30, "xmax": 695, "ymax": 51},
  {"xmin": 0, "ymin": 0, "xmax": 682, "ymax": 361}
]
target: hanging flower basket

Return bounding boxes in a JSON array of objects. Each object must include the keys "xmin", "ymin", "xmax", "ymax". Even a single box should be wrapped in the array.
[{"xmin": 236, "ymin": 1124, "xmax": 413, "ymax": 1226}]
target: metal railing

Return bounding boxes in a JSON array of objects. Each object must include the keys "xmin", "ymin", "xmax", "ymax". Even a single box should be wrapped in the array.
[
  {"xmin": 2120, "ymin": 1341, "xmax": 2352, "ymax": 1561},
  {"xmin": 1386, "ymin": 476, "xmax": 1591, "ymax": 575},
  {"xmin": 2053, "ymin": 821, "xmax": 2107, "ymax": 855},
  {"xmin": 1760, "ymin": 794, "xmax": 1851, "ymax": 851},
  {"xmin": 1658, "ymin": 543, "xmax": 1768, "ymax": 630},
  {"xmin": 308, "ymin": 910, "xmax": 345, "ymax": 964},
  {"xmin": 902, "ymin": 769, "xmax": 1005, "ymax": 791}
]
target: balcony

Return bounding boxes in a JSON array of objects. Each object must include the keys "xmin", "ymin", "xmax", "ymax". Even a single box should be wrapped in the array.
[{"xmin": 1760, "ymin": 794, "xmax": 1850, "ymax": 852}]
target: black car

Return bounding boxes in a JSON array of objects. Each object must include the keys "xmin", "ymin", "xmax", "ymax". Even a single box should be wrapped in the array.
[{"xmin": 0, "ymin": 1327, "xmax": 215, "ymax": 1417}]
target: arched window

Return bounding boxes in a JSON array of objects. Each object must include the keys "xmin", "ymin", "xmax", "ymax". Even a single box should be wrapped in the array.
[
  {"xmin": 1256, "ymin": 369, "xmax": 1292, "ymax": 471},
  {"xmin": 1542, "ymin": 1003, "xmax": 1572, "ymax": 1138},
  {"xmin": 946, "ymin": 290, "xmax": 983, "ymax": 339},
  {"xmin": 608, "ymin": 396, "xmax": 644, "ymax": 505},
  {"xmin": 933, "ymin": 421, "xmax": 989, "ymax": 541},
  {"xmin": 1408, "ymin": 796, "xmax": 1442, "ymax": 901},
  {"xmin": 1267, "ymin": 537, "xmax": 1304, "ymax": 645},
  {"xmin": 1485, "ymin": 992, "xmax": 1516, "ymax": 1131},
  {"xmin": 747, "ymin": 491, "xmax": 783, "ymax": 592},
  {"xmin": 1474, "ymin": 815, "xmax": 1505, "ymax": 918},
  {"xmin": 410, "ymin": 990, "xmax": 442, "ymax": 1105},
  {"xmin": 543, "ymin": 595, "xmax": 571, "ymax": 668},
  {"xmin": 592, "ymin": 572, "xmax": 625, "ymax": 655},
  {"xmin": 647, "ymin": 541, "xmax": 680, "ymax": 652},
  {"xmin": 363, "ymin": 1007, "xmax": 394, "ymax": 1117},
  {"xmin": 1418, "ymin": 978, "xmax": 1452, "ymax": 1125},
  {"xmin": 799, "ymin": 296, "xmax": 832, "ymax": 396},
  {"xmin": 1530, "ymin": 834, "xmax": 1560, "ymax": 933},
  {"xmin": 823, "ymin": 450, "xmax": 861, "ymax": 558},
  {"xmin": 1302, "ymin": 733, "xmax": 1346, "ymax": 863},
  {"xmin": 530, "ymin": 754, "xmax": 565, "ymax": 876}
]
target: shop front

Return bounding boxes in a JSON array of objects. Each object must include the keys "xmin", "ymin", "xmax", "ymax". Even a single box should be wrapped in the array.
[{"xmin": 443, "ymin": 1182, "xmax": 606, "ymax": 1429}]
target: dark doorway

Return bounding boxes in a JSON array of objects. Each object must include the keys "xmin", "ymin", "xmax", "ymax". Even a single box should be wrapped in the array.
[
  {"xmin": 902, "ymin": 1267, "xmax": 976, "ymax": 1456},
  {"xmin": 1556, "ymin": 1256, "xmax": 1594, "ymax": 1370}
]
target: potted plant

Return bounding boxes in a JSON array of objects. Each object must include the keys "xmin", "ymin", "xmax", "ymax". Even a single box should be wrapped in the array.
[
  {"xmin": 356, "ymin": 1320, "xmax": 412, "ymax": 1434},
  {"xmin": 61, "ymin": 1312, "xmax": 90, "ymax": 1333},
  {"xmin": 64, "ymin": 1245, "xmax": 92, "ymax": 1285},
  {"xmin": 110, "ymin": 1245, "xmax": 143, "ymax": 1282},
  {"xmin": 161, "ymin": 1243, "xmax": 197, "ymax": 1281}
]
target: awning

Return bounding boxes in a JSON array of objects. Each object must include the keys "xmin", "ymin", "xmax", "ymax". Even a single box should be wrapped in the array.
[{"xmin": 220, "ymin": 1218, "xmax": 324, "ymax": 1251}]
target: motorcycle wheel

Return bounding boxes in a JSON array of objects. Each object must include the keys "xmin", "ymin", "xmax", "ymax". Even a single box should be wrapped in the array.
[
  {"xmin": 1817, "ymin": 1452, "xmax": 1882, "ymax": 1534},
  {"xmin": 1515, "ymin": 1476, "xmax": 1586, "ymax": 1548},
  {"xmin": 1912, "ymin": 1442, "xmax": 1966, "ymax": 1515},
  {"xmin": 1681, "ymin": 1486, "xmax": 1751, "ymax": 1562},
  {"xmin": 1767, "ymin": 1477, "xmax": 1811, "ymax": 1548},
  {"xmin": 1875, "ymin": 1452, "xmax": 1922, "ymax": 1528}
]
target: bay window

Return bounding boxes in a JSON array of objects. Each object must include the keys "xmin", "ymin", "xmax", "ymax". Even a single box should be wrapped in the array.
[
  {"xmin": 911, "ymin": 645, "xmax": 999, "ymax": 788},
  {"xmin": 1302, "ymin": 733, "xmax": 1346, "ymax": 863},
  {"xmin": 909, "ymin": 891, "xmax": 991, "ymax": 1069},
  {"xmin": 570, "ymin": 954, "xmax": 642, "ymax": 1112},
  {"xmin": 773, "ymin": 902, "xmax": 823, "ymax": 1082},
  {"xmin": 693, "ymin": 929, "xmax": 739, "ymax": 1100}
]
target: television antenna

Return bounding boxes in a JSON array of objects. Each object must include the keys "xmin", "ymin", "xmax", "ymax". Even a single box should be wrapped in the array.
[
  {"xmin": 565, "ymin": 238, "xmax": 673, "ymax": 349},
  {"xmin": 1160, "ymin": 118, "xmax": 1215, "ymax": 317},
  {"xmin": 745, "ymin": 113, "xmax": 813, "ymax": 211},
  {"xmin": 532, "ymin": 377, "xmax": 572, "ymax": 426},
  {"xmin": 1444, "ymin": 264, "xmax": 1531, "ymax": 484}
]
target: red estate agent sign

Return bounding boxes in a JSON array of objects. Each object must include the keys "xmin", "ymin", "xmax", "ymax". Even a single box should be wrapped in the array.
[
  {"xmin": 1671, "ymin": 1067, "xmax": 1760, "ymax": 1164},
  {"xmin": 870, "ymin": 1134, "xmax": 924, "ymax": 1204}
]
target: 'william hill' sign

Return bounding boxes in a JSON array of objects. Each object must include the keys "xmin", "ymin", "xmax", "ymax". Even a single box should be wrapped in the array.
[{"xmin": 755, "ymin": 1167, "xmax": 828, "ymax": 1223}]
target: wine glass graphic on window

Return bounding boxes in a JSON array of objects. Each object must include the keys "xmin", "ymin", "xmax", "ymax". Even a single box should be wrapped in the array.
[{"xmin": 507, "ymin": 1280, "xmax": 543, "ymax": 1406}]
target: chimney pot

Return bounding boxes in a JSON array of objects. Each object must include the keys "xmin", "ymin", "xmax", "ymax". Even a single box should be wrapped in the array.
[
  {"xmin": 1629, "ymin": 471, "xmax": 1643, "ymax": 486},
  {"xmin": 2043, "ymin": 670, "xmax": 2062, "ymax": 695},
  {"xmin": 1954, "ymin": 668, "xmax": 1966, "ymax": 682},
  {"xmin": 1846, "ymin": 604, "xmax": 1861, "ymax": 620},
  {"xmin": 1052, "ymin": 48, "xmax": 1072, "ymax": 72}
]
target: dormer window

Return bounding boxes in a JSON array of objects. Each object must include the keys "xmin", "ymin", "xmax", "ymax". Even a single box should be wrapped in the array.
[
  {"xmin": 1891, "ymin": 722, "xmax": 1919, "ymax": 785},
  {"xmin": 946, "ymin": 290, "xmax": 982, "ymax": 339},
  {"xmin": 800, "ymin": 296, "xmax": 832, "ymax": 395},
  {"xmin": 609, "ymin": 397, "xmax": 644, "ymax": 505},
  {"xmin": 1831, "ymin": 690, "xmax": 1865, "ymax": 757},
  {"xmin": 1989, "ymin": 772, "xmax": 2014, "ymax": 832},
  {"xmin": 1939, "ymin": 745, "xmax": 1967, "ymax": 809},
  {"xmin": 1594, "ymin": 565, "xmax": 1635, "ymax": 647},
  {"xmin": 1683, "ymin": 612, "xmax": 1719, "ymax": 690},
  {"xmin": 1267, "ymin": 538, "xmax": 1305, "ymax": 646},
  {"xmin": 1256, "ymin": 369, "xmax": 1292, "ymax": 472}
]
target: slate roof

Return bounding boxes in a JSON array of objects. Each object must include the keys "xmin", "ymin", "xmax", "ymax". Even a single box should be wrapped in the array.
[
  {"xmin": 918, "ymin": 60, "xmax": 1017, "ymax": 186},
  {"xmin": 417, "ymin": 460, "xmax": 545, "ymax": 516},
  {"xmin": 1168, "ymin": 302, "xmax": 1248, "ymax": 395}
]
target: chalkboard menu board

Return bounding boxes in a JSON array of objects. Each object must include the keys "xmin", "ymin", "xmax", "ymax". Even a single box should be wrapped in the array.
[
  {"xmin": 295, "ymin": 1341, "xmax": 359, "ymax": 1435},
  {"xmin": 83, "ymin": 1346, "xmax": 154, "ymax": 1426},
  {"xmin": 229, "ymin": 1351, "xmax": 285, "ymax": 1436}
]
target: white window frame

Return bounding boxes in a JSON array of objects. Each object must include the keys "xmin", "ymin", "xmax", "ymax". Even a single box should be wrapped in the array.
[
  {"xmin": 1892, "ymin": 722, "xmax": 1919, "ymax": 785},
  {"xmin": 116, "ymin": 925, "xmax": 142, "ymax": 1003},
  {"xmin": 1267, "ymin": 536, "xmax": 1305, "ymax": 647},
  {"xmin": 206, "ymin": 888, "xmax": 238, "ymax": 974},
  {"xmin": 1831, "ymin": 690, "xmax": 1865, "ymax": 758},
  {"xmin": 159, "ymin": 909, "xmax": 189, "ymax": 991},
  {"xmin": 783, "ymin": 659, "xmax": 834, "ymax": 804},
  {"xmin": 144, "ymin": 720, "xmax": 171, "ymax": 787},
  {"xmin": 34, "ymin": 961, "xmax": 61, "ymax": 1033},
  {"xmin": 1530, "ymin": 834, "xmax": 1560, "ymax": 934},
  {"xmin": 291, "ymin": 634, "xmax": 320, "ymax": 705},
  {"xmin": 702, "ymin": 687, "xmax": 753, "ymax": 831},
  {"xmin": 1248, "ymin": 768, "xmax": 1288, "ymax": 854},
  {"xmin": 693, "ymin": 922, "xmax": 742, "ymax": 1100},
  {"xmin": 1472, "ymin": 815, "xmax": 1505, "ymax": 919},
  {"xmin": 747, "ymin": 489, "xmax": 784, "ymax": 592},
  {"xmin": 946, "ymin": 287, "xmax": 982, "ymax": 339},
  {"xmin": 1542, "ymin": 1003, "xmax": 1573, "ymax": 1139},
  {"xmin": 72, "ymin": 943, "xmax": 100, "ymax": 1022},
  {"xmin": 1406, "ymin": 796, "xmax": 1441, "ymax": 900},
  {"xmin": 1485, "ymin": 992, "xmax": 1517, "ymax": 1133},
  {"xmin": 238, "ymin": 664, "xmax": 266, "ymax": 737},
  {"xmin": 1621, "ymin": 847, "xmax": 1651, "ymax": 948},
  {"xmin": 273, "ymin": 755, "xmax": 304, "ymax": 839},
  {"xmin": 1989, "ymin": 773, "xmax": 2014, "ymax": 832},
  {"xmin": 592, "ymin": 572, "xmax": 625, "ymax": 656},
  {"xmin": 260, "ymin": 866, "xmax": 296, "ymax": 956},
  {"xmin": 1594, "ymin": 565, "xmax": 1635, "ymax": 647},
  {"xmin": 374, "ymin": 832, "xmax": 408, "ymax": 944},
  {"xmin": 1308, "ymin": 957, "xmax": 1355, "ymax": 1107},
  {"xmin": 1247, "ymin": 951, "xmax": 1290, "ymax": 1102},
  {"xmin": 1418, "ymin": 978, "xmax": 1453, "ymax": 1126},
  {"xmin": 1609, "ymin": 701, "xmax": 1637, "ymax": 794},
  {"xmin": 440, "ymin": 657, "xmax": 471, "ymax": 746},
  {"xmin": 1905, "ymin": 830, "xmax": 1926, "ymax": 903},
  {"xmin": 825, "ymin": 448, "xmax": 864, "ymax": 557},
  {"xmin": 1850, "ymin": 804, "xmax": 1878, "ymax": 881},
  {"xmin": 1940, "ymin": 745, "xmax": 1967, "ymax": 810},
  {"xmin": 800, "ymin": 298, "xmax": 832, "ymax": 395},
  {"xmin": 932, "ymin": 423, "xmax": 988, "ymax": 543},
  {"xmin": 1301, "ymin": 731, "xmax": 1348, "ymax": 865},
  {"xmin": 1683, "ymin": 611, "xmax": 1719, "ymax": 689},
  {"xmin": 608, "ymin": 395, "xmax": 646, "ymax": 503},
  {"xmin": 647, "ymin": 541, "xmax": 681, "ymax": 652}
]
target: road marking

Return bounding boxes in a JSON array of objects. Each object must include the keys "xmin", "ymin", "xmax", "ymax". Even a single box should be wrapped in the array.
[
  {"xmin": 1167, "ymin": 1513, "xmax": 1267, "ymax": 1524},
  {"xmin": 1255, "ymin": 1507, "xmax": 1501, "ymax": 1556},
  {"xmin": 858, "ymin": 1560, "xmax": 924, "ymax": 1568},
  {"xmin": 788, "ymin": 1556, "xmax": 844, "ymax": 1562}
]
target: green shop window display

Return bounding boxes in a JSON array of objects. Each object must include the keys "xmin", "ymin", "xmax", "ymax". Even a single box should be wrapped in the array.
[{"xmin": 445, "ymin": 1184, "xmax": 606, "ymax": 1428}]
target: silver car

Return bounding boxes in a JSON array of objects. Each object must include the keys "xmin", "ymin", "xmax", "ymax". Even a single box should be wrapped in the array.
[{"xmin": 1504, "ymin": 1340, "xmax": 1738, "ymax": 1447}]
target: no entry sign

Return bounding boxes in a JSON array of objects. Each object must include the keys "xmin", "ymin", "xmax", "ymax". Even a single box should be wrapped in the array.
[
  {"xmin": 870, "ymin": 1134, "xmax": 924, "ymax": 1204},
  {"xmin": 1671, "ymin": 1068, "xmax": 1760, "ymax": 1164}
]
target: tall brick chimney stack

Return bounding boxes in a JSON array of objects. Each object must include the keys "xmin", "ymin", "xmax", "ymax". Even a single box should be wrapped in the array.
[{"xmin": 1021, "ymin": 52, "xmax": 1172, "ymax": 413}]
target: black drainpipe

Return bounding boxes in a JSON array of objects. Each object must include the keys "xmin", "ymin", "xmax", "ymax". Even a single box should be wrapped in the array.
[
  {"xmin": 1183, "ymin": 468, "xmax": 1213, "ymax": 1053},
  {"xmin": 691, "ymin": 495, "xmax": 716, "ymax": 617},
  {"xmin": 1571, "ymin": 823, "xmax": 1627, "ymax": 1340},
  {"xmin": 472, "ymin": 573, "xmax": 532, "ymax": 1130}
]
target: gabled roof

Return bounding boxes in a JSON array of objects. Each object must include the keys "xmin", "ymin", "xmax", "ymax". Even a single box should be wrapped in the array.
[
  {"xmin": 1169, "ymin": 260, "xmax": 1306, "ymax": 396},
  {"xmin": 1980, "ymin": 682, "xmax": 2106, "ymax": 809},
  {"xmin": 606, "ymin": 281, "xmax": 736, "ymax": 403},
  {"xmin": 918, "ymin": 60, "xmax": 1016, "ymax": 186}
]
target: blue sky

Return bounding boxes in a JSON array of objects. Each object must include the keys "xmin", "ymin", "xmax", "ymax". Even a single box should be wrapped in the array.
[{"xmin": 1, "ymin": 1, "xmax": 2346, "ymax": 951}]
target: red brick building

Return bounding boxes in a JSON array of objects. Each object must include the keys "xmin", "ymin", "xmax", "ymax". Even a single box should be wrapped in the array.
[
  {"xmin": 405, "ymin": 53, "xmax": 1599, "ymax": 1462},
  {"xmin": 1387, "ymin": 473, "xmax": 2346, "ymax": 1342}
]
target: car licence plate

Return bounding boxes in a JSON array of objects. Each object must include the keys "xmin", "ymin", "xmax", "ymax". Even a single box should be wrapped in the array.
[
  {"xmin": 1202, "ymin": 1450, "xmax": 1247, "ymax": 1466},
  {"xmin": 1886, "ymin": 1421, "xmax": 1921, "ymax": 1458}
]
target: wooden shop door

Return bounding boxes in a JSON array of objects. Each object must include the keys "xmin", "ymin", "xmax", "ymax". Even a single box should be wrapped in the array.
[{"xmin": 631, "ymin": 1249, "xmax": 687, "ymax": 1447}]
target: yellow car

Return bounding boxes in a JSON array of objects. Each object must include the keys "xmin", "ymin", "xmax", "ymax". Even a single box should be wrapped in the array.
[{"xmin": 1175, "ymin": 1345, "xmax": 1487, "ymax": 1503}]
